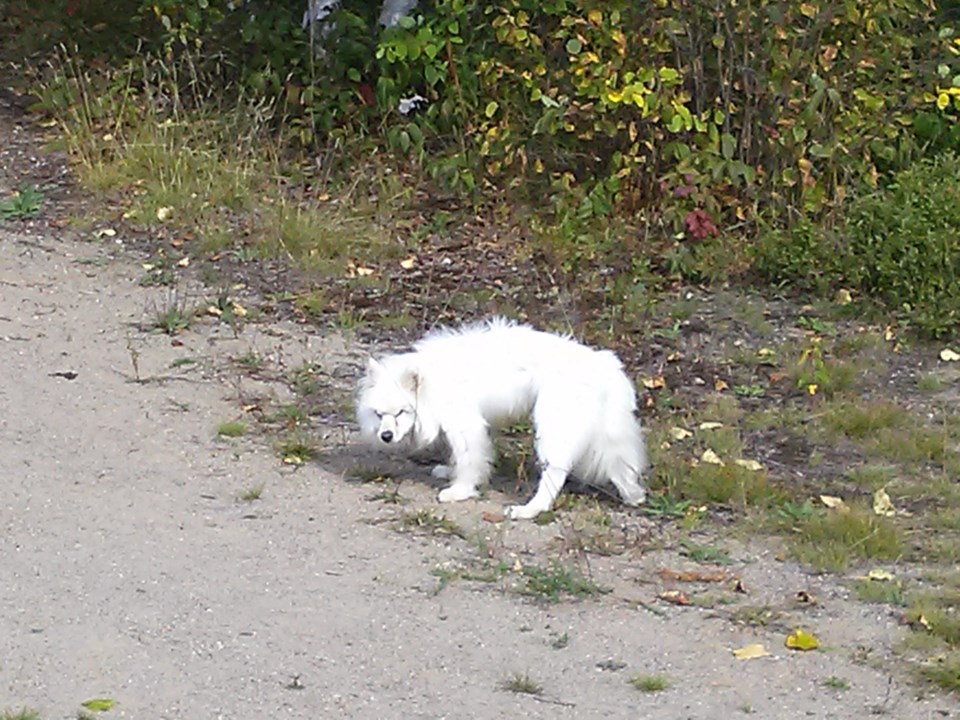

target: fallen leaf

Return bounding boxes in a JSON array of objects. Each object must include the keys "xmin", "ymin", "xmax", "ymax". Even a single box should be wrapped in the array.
[
  {"xmin": 698, "ymin": 421, "xmax": 724, "ymax": 430},
  {"xmin": 658, "ymin": 589, "xmax": 690, "ymax": 605},
  {"xmin": 355, "ymin": 266, "xmax": 375, "ymax": 277},
  {"xmin": 819, "ymin": 495, "xmax": 848, "ymax": 511},
  {"xmin": 95, "ymin": 227, "xmax": 117, "ymax": 238},
  {"xmin": 834, "ymin": 288, "xmax": 853, "ymax": 305},
  {"xmin": 206, "ymin": 306, "xmax": 223, "ymax": 317},
  {"xmin": 667, "ymin": 351, "xmax": 684, "ymax": 362},
  {"xmin": 884, "ymin": 326, "xmax": 895, "ymax": 341},
  {"xmin": 734, "ymin": 459, "xmax": 763, "ymax": 471},
  {"xmin": 81, "ymin": 698, "xmax": 115, "ymax": 712},
  {"xmin": 659, "ymin": 568, "xmax": 731, "ymax": 583},
  {"xmin": 866, "ymin": 568, "xmax": 895, "ymax": 582},
  {"xmin": 669, "ymin": 427, "xmax": 693, "ymax": 441},
  {"xmin": 156, "ymin": 206, "xmax": 174, "ymax": 222},
  {"xmin": 714, "ymin": 378, "xmax": 729, "ymax": 391},
  {"xmin": 732, "ymin": 643, "xmax": 770, "ymax": 660},
  {"xmin": 796, "ymin": 590, "xmax": 818, "ymax": 604},
  {"xmin": 399, "ymin": 256, "xmax": 417, "ymax": 270},
  {"xmin": 940, "ymin": 348, "xmax": 960, "ymax": 362},
  {"xmin": 785, "ymin": 628, "xmax": 820, "ymax": 651},
  {"xmin": 872, "ymin": 488, "xmax": 897, "ymax": 517},
  {"xmin": 482, "ymin": 510, "xmax": 505, "ymax": 523},
  {"xmin": 701, "ymin": 449, "xmax": 724, "ymax": 465},
  {"xmin": 232, "ymin": 303, "xmax": 248, "ymax": 317},
  {"xmin": 177, "ymin": 256, "xmax": 190, "ymax": 267},
  {"xmin": 642, "ymin": 375, "xmax": 666, "ymax": 389},
  {"xmin": 807, "ymin": 383, "xmax": 818, "ymax": 395}
]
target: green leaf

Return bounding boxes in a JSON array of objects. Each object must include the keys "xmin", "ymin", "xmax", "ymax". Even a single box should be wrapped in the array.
[
  {"xmin": 82, "ymin": 698, "xmax": 115, "ymax": 712},
  {"xmin": 484, "ymin": 100, "xmax": 500, "ymax": 118},
  {"xmin": 720, "ymin": 133, "xmax": 736, "ymax": 160},
  {"xmin": 658, "ymin": 67, "xmax": 680, "ymax": 83},
  {"xmin": 565, "ymin": 38, "xmax": 582, "ymax": 54}
]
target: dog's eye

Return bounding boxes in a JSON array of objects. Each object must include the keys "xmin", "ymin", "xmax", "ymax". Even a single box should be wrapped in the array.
[
  {"xmin": 395, "ymin": 409, "xmax": 406, "ymax": 417},
  {"xmin": 374, "ymin": 411, "xmax": 384, "ymax": 419}
]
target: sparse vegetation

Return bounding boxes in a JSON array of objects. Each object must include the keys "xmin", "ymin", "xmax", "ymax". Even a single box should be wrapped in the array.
[
  {"xmin": 238, "ymin": 483, "xmax": 265, "ymax": 502},
  {"xmin": 500, "ymin": 673, "xmax": 543, "ymax": 696},
  {"xmin": 790, "ymin": 506, "xmax": 903, "ymax": 572},
  {"xmin": 401, "ymin": 510, "xmax": 465, "ymax": 539},
  {"xmin": 217, "ymin": 420, "xmax": 246, "ymax": 438},
  {"xmin": 629, "ymin": 674, "xmax": 669, "ymax": 693},
  {"xmin": 519, "ymin": 562, "xmax": 609, "ymax": 601}
]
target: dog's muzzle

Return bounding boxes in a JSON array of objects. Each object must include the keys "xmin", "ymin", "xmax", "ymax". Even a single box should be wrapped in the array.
[{"xmin": 380, "ymin": 430, "xmax": 394, "ymax": 443}]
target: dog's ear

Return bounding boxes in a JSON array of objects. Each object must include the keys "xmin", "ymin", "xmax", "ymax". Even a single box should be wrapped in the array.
[{"xmin": 399, "ymin": 367, "xmax": 421, "ymax": 394}]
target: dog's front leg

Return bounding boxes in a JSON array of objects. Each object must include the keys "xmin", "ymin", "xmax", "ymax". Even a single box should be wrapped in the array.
[
  {"xmin": 507, "ymin": 465, "xmax": 568, "ymax": 520},
  {"xmin": 436, "ymin": 425, "xmax": 491, "ymax": 503}
]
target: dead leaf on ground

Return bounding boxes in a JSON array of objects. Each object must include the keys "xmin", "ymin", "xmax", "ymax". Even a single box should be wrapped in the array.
[
  {"xmin": 940, "ymin": 348, "xmax": 960, "ymax": 362},
  {"xmin": 785, "ymin": 628, "xmax": 820, "ymax": 651},
  {"xmin": 714, "ymin": 378, "xmax": 729, "ymax": 391},
  {"xmin": 872, "ymin": 488, "xmax": 897, "ymax": 517},
  {"xmin": 659, "ymin": 568, "xmax": 732, "ymax": 583},
  {"xmin": 698, "ymin": 421, "xmax": 724, "ymax": 430},
  {"xmin": 156, "ymin": 206, "xmax": 174, "ymax": 222},
  {"xmin": 819, "ymin": 495, "xmax": 848, "ymax": 511},
  {"xmin": 399, "ymin": 256, "xmax": 417, "ymax": 270},
  {"xmin": 642, "ymin": 375, "xmax": 666, "ymax": 389},
  {"xmin": 732, "ymin": 643, "xmax": 770, "ymax": 660},
  {"xmin": 482, "ymin": 510, "xmax": 505, "ymax": 523},
  {"xmin": 866, "ymin": 568, "xmax": 895, "ymax": 582},
  {"xmin": 668, "ymin": 427, "xmax": 693, "ymax": 441},
  {"xmin": 734, "ymin": 458, "xmax": 763, "ymax": 471},
  {"xmin": 658, "ymin": 590, "xmax": 690, "ymax": 605},
  {"xmin": 701, "ymin": 449, "xmax": 724, "ymax": 465}
]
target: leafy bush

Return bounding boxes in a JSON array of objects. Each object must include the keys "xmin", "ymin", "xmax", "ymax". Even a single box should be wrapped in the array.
[{"xmin": 753, "ymin": 152, "xmax": 960, "ymax": 337}]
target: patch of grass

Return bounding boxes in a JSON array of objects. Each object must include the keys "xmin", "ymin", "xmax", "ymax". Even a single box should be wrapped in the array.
[
  {"xmin": 348, "ymin": 465, "xmax": 394, "ymax": 483},
  {"xmin": 679, "ymin": 538, "xmax": 732, "ymax": 565},
  {"xmin": 823, "ymin": 676, "xmax": 850, "ymax": 691},
  {"xmin": 789, "ymin": 505, "xmax": 903, "ymax": 571},
  {"xmin": 641, "ymin": 493, "xmax": 692, "ymax": 518},
  {"xmin": 917, "ymin": 373, "xmax": 945, "ymax": 393},
  {"xmin": 672, "ymin": 462, "xmax": 783, "ymax": 510},
  {"xmin": 1, "ymin": 710, "xmax": 41, "ymax": 720},
  {"xmin": 500, "ymin": 673, "xmax": 542, "ymax": 695},
  {"xmin": 270, "ymin": 404, "xmax": 311, "ymax": 427},
  {"xmin": 821, "ymin": 400, "xmax": 904, "ymax": 439},
  {"xmin": 845, "ymin": 465, "xmax": 896, "ymax": 491},
  {"xmin": 853, "ymin": 578, "xmax": 907, "ymax": 606},
  {"xmin": 550, "ymin": 632, "xmax": 570, "ymax": 649},
  {"xmin": 775, "ymin": 499, "xmax": 817, "ymax": 524},
  {"xmin": 729, "ymin": 605, "xmax": 781, "ymax": 628},
  {"xmin": 864, "ymin": 425, "xmax": 950, "ymax": 466},
  {"xmin": 520, "ymin": 562, "xmax": 609, "ymax": 601},
  {"xmin": 628, "ymin": 674, "xmax": 669, "ymax": 693},
  {"xmin": 217, "ymin": 420, "xmax": 247, "ymax": 438},
  {"xmin": 401, "ymin": 510, "xmax": 465, "ymax": 539},
  {"xmin": 238, "ymin": 483, "xmax": 265, "ymax": 502},
  {"xmin": 916, "ymin": 654, "xmax": 960, "ymax": 692},
  {"xmin": 430, "ymin": 561, "xmax": 510, "ymax": 593}
]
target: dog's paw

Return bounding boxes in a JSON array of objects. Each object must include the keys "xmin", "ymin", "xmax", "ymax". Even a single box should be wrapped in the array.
[
  {"xmin": 431, "ymin": 464, "xmax": 452, "ymax": 480},
  {"xmin": 437, "ymin": 484, "xmax": 479, "ymax": 503},
  {"xmin": 506, "ymin": 502, "xmax": 550, "ymax": 521}
]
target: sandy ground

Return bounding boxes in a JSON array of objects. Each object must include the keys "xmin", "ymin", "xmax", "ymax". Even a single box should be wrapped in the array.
[{"xmin": 0, "ymin": 99, "xmax": 955, "ymax": 720}]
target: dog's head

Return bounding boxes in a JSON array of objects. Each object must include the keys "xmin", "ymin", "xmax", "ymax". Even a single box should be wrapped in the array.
[{"xmin": 356, "ymin": 356, "xmax": 420, "ymax": 448}]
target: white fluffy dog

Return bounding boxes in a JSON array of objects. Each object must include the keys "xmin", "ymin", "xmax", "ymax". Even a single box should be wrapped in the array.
[{"xmin": 356, "ymin": 318, "xmax": 647, "ymax": 519}]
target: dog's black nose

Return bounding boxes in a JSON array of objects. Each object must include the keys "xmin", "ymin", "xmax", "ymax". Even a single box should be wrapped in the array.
[{"xmin": 380, "ymin": 430, "xmax": 394, "ymax": 443}]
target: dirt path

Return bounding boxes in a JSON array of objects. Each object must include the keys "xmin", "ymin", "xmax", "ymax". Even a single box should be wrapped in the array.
[{"xmin": 0, "ymin": 98, "xmax": 954, "ymax": 720}]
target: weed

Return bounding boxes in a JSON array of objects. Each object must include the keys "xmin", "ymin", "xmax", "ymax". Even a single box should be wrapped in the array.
[
  {"xmin": 917, "ymin": 654, "xmax": 960, "ymax": 692},
  {"xmin": 367, "ymin": 487, "xmax": 405, "ymax": 505},
  {"xmin": 853, "ymin": 579, "xmax": 906, "ymax": 606},
  {"xmin": 276, "ymin": 436, "xmax": 316, "ymax": 465},
  {"xmin": 550, "ymin": 632, "xmax": 570, "ymax": 649},
  {"xmin": 628, "ymin": 674, "xmax": 669, "ymax": 693},
  {"xmin": 730, "ymin": 605, "xmax": 780, "ymax": 627},
  {"xmin": 679, "ymin": 539, "xmax": 732, "ymax": 565},
  {"xmin": 500, "ymin": 673, "xmax": 542, "ymax": 695},
  {"xmin": 823, "ymin": 676, "xmax": 849, "ymax": 691},
  {"xmin": 775, "ymin": 499, "xmax": 817, "ymax": 524},
  {"xmin": 270, "ymin": 404, "xmax": 311, "ymax": 427},
  {"xmin": 238, "ymin": 483, "xmax": 265, "ymax": 502},
  {"xmin": 797, "ymin": 315, "xmax": 838, "ymax": 336},
  {"xmin": 348, "ymin": 465, "xmax": 394, "ymax": 483},
  {"xmin": 0, "ymin": 711, "xmax": 41, "ymax": 720},
  {"xmin": 845, "ymin": 465, "xmax": 896, "ymax": 491},
  {"xmin": 520, "ymin": 562, "xmax": 609, "ymax": 601},
  {"xmin": 0, "ymin": 184, "xmax": 43, "ymax": 220},
  {"xmin": 733, "ymin": 384, "xmax": 765, "ymax": 398},
  {"xmin": 917, "ymin": 373, "xmax": 945, "ymax": 393},
  {"xmin": 641, "ymin": 493, "xmax": 692, "ymax": 519},
  {"xmin": 822, "ymin": 401, "xmax": 904, "ymax": 439},
  {"xmin": 790, "ymin": 505, "xmax": 903, "ymax": 571},
  {"xmin": 401, "ymin": 510, "xmax": 465, "ymax": 539},
  {"xmin": 233, "ymin": 351, "xmax": 266, "ymax": 372},
  {"xmin": 153, "ymin": 305, "xmax": 192, "ymax": 335},
  {"xmin": 217, "ymin": 420, "xmax": 246, "ymax": 438}
]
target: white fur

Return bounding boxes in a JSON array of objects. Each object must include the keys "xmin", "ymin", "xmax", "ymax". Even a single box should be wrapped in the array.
[{"xmin": 356, "ymin": 318, "xmax": 647, "ymax": 519}]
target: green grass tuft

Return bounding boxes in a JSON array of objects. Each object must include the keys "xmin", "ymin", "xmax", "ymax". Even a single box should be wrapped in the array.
[
  {"xmin": 629, "ymin": 674, "xmax": 669, "ymax": 693},
  {"xmin": 790, "ymin": 505, "xmax": 903, "ymax": 571},
  {"xmin": 217, "ymin": 420, "xmax": 247, "ymax": 438}
]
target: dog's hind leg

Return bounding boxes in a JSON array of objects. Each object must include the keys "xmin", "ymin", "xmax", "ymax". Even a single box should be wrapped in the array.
[
  {"xmin": 437, "ymin": 423, "xmax": 492, "ymax": 503},
  {"xmin": 506, "ymin": 464, "xmax": 570, "ymax": 520}
]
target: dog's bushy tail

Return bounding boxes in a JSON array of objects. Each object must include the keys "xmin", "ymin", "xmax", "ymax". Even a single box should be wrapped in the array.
[{"xmin": 593, "ymin": 352, "xmax": 647, "ymax": 505}]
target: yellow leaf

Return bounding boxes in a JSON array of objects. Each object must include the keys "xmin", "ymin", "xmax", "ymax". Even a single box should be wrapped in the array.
[
  {"xmin": 732, "ymin": 643, "xmax": 770, "ymax": 660},
  {"xmin": 156, "ymin": 206, "xmax": 174, "ymax": 222},
  {"xmin": 819, "ymin": 495, "xmax": 847, "ymax": 511},
  {"xmin": 641, "ymin": 375, "xmax": 666, "ymax": 389},
  {"xmin": 866, "ymin": 568, "xmax": 895, "ymax": 582},
  {"xmin": 940, "ymin": 348, "xmax": 960, "ymax": 362},
  {"xmin": 937, "ymin": 92, "xmax": 950, "ymax": 110},
  {"xmin": 399, "ymin": 256, "xmax": 417, "ymax": 270},
  {"xmin": 587, "ymin": 8, "xmax": 603, "ymax": 24},
  {"xmin": 667, "ymin": 351, "xmax": 684, "ymax": 362},
  {"xmin": 668, "ymin": 427, "xmax": 693, "ymax": 441},
  {"xmin": 799, "ymin": 3, "xmax": 818, "ymax": 18},
  {"xmin": 884, "ymin": 326, "xmax": 895, "ymax": 341},
  {"xmin": 806, "ymin": 383, "xmax": 818, "ymax": 395},
  {"xmin": 735, "ymin": 459, "xmax": 763, "ymax": 472},
  {"xmin": 714, "ymin": 378, "xmax": 729, "ymax": 391},
  {"xmin": 176, "ymin": 256, "xmax": 190, "ymax": 267},
  {"xmin": 698, "ymin": 421, "xmax": 724, "ymax": 430},
  {"xmin": 207, "ymin": 305, "xmax": 223, "ymax": 317},
  {"xmin": 231, "ymin": 303, "xmax": 248, "ymax": 317},
  {"xmin": 701, "ymin": 449, "xmax": 724, "ymax": 465},
  {"xmin": 872, "ymin": 488, "xmax": 897, "ymax": 517},
  {"xmin": 834, "ymin": 288, "xmax": 852, "ymax": 305},
  {"xmin": 785, "ymin": 628, "xmax": 820, "ymax": 651}
]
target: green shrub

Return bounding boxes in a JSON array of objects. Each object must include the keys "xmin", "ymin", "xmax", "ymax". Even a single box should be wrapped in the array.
[{"xmin": 843, "ymin": 152, "xmax": 960, "ymax": 337}]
